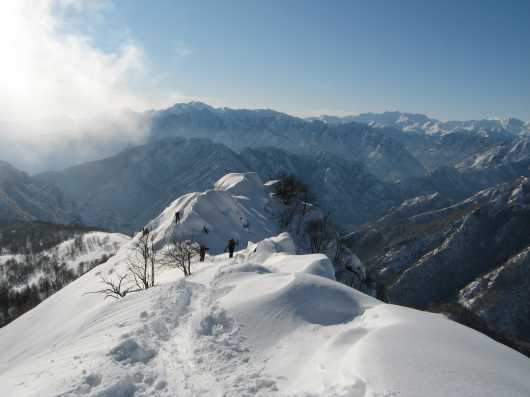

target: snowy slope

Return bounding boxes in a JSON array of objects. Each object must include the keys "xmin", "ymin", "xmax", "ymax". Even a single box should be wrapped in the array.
[
  {"xmin": 0, "ymin": 231, "xmax": 131, "ymax": 326},
  {"xmin": 146, "ymin": 172, "xmax": 277, "ymax": 253},
  {"xmin": 0, "ymin": 173, "xmax": 529, "ymax": 397},
  {"xmin": 52, "ymin": 232, "xmax": 130, "ymax": 269},
  {"xmin": 0, "ymin": 231, "xmax": 130, "ymax": 274}
]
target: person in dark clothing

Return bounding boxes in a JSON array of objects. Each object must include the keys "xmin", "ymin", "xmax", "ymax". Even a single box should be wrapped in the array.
[
  {"xmin": 203, "ymin": 225, "xmax": 209, "ymax": 234},
  {"xmin": 175, "ymin": 211, "xmax": 181, "ymax": 224},
  {"xmin": 199, "ymin": 245, "xmax": 208, "ymax": 262},
  {"xmin": 142, "ymin": 227, "xmax": 149, "ymax": 237},
  {"xmin": 225, "ymin": 238, "xmax": 237, "ymax": 258}
]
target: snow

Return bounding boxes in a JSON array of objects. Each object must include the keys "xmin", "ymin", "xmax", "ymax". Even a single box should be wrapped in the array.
[
  {"xmin": 54, "ymin": 232, "xmax": 131, "ymax": 270},
  {"xmin": 0, "ymin": 232, "xmax": 129, "ymax": 271},
  {"xmin": 146, "ymin": 172, "xmax": 277, "ymax": 253},
  {"xmin": 0, "ymin": 172, "xmax": 529, "ymax": 397},
  {"xmin": 0, "ymin": 231, "xmax": 130, "ymax": 293}
]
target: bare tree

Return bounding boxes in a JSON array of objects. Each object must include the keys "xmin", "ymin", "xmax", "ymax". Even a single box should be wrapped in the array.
[
  {"xmin": 332, "ymin": 231, "xmax": 349, "ymax": 265},
  {"xmin": 163, "ymin": 236, "xmax": 200, "ymax": 277},
  {"xmin": 305, "ymin": 214, "xmax": 332, "ymax": 253},
  {"xmin": 274, "ymin": 174, "xmax": 314, "ymax": 233},
  {"xmin": 88, "ymin": 273, "xmax": 132, "ymax": 299},
  {"xmin": 274, "ymin": 174, "xmax": 311, "ymax": 205},
  {"xmin": 279, "ymin": 203, "xmax": 298, "ymax": 229},
  {"xmin": 128, "ymin": 228, "xmax": 157, "ymax": 290}
]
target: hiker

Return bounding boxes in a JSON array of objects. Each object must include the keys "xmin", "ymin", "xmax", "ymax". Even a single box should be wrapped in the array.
[
  {"xmin": 203, "ymin": 225, "xmax": 209, "ymax": 234},
  {"xmin": 175, "ymin": 211, "xmax": 181, "ymax": 224},
  {"xmin": 225, "ymin": 238, "xmax": 237, "ymax": 258},
  {"xmin": 199, "ymin": 245, "xmax": 208, "ymax": 262}
]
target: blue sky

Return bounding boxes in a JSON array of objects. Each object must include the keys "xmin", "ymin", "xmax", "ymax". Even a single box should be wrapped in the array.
[{"xmin": 25, "ymin": 0, "xmax": 530, "ymax": 121}]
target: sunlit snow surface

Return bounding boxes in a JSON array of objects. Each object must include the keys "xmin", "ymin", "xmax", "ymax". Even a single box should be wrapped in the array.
[{"xmin": 0, "ymin": 173, "xmax": 529, "ymax": 397}]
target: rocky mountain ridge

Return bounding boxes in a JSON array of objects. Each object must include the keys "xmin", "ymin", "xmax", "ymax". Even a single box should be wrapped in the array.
[
  {"xmin": 148, "ymin": 102, "xmax": 427, "ymax": 182},
  {"xmin": 347, "ymin": 176, "xmax": 530, "ymax": 355}
]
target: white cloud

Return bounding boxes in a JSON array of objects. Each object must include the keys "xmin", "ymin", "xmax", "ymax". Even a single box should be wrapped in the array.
[
  {"xmin": 0, "ymin": 0, "xmax": 153, "ymax": 122},
  {"xmin": 175, "ymin": 42, "xmax": 192, "ymax": 58},
  {"xmin": 0, "ymin": 0, "xmax": 181, "ymax": 172}
]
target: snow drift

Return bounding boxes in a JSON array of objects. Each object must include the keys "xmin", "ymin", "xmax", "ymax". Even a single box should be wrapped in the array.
[{"xmin": 0, "ymin": 173, "xmax": 529, "ymax": 397}]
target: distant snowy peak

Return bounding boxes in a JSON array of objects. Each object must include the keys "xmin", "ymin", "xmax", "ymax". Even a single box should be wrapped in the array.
[
  {"xmin": 352, "ymin": 111, "xmax": 436, "ymax": 135},
  {"xmin": 164, "ymin": 101, "xmax": 215, "ymax": 114},
  {"xmin": 307, "ymin": 111, "xmax": 437, "ymax": 135},
  {"xmin": 310, "ymin": 111, "xmax": 530, "ymax": 136},
  {"xmin": 149, "ymin": 103, "xmax": 427, "ymax": 182},
  {"xmin": 159, "ymin": 101, "xmax": 285, "ymax": 120}
]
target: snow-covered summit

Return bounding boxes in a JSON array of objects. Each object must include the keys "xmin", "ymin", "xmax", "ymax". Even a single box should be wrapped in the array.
[
  {"xmin": 0, "ymin": 173, "xmax": 529, "ymax": 396},
  {"xmin": 145, "ymin": 172, "xmax": 277, "ymax": 252}
]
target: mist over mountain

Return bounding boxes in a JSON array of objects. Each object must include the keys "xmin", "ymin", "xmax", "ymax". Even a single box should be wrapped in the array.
[{"xmin": 0, "ymin": 111, "xmax": 149, "ymax": 174}]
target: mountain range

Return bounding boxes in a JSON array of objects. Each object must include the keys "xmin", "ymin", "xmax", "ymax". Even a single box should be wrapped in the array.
[
  {"xmin": 147, "ymin": 103, "xmax": 426, "ymax": 182},
  {"xmin": 1, "ymin": 173, "xmax": 528, "ymax": 396},
  {"xmin": 0, "ymin": 102, "xmax": 530, "ymax": 390},
  {"xmin": 308, "ymin": 110, "xmax": 530, "ymax": 136},
  {"xmin": 347, "ymin": 176, "xmax": 530, "ymax": 355},
  {"xmin": 36, "ymin": 137, "xmax": 399, "ymax": 232},
  {"xmin": 2, "ymin": 102, "xmax": 530, "ymax": 234}
]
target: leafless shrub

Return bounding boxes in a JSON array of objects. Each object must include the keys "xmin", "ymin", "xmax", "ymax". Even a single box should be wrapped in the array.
[
  {"xmin": 88, "ymin": 273, "xmax": 133, "ymax": 299},
  {"xmin": 162, "ymin": 235, "xmax": 200, "ymax": 277},
  {"xmin": 305, "ymin": 214, "xmax": 333, "ymax": 253},
  {"xmin": 128, "ymin": 228, "xmax": 157, "ymax": 290},
  {"xmin": 274, "ymin": 174, "xmax": 314, "ymax": 233}
]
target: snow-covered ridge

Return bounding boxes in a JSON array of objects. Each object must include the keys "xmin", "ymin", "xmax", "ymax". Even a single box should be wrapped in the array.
[
  {"xmin": 146, "ymin": 172, "xmax": 277, "ymax": 252},
  {"xmin": 0, "ymin": 173, "xmax": 529, "ymax": 396}
]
